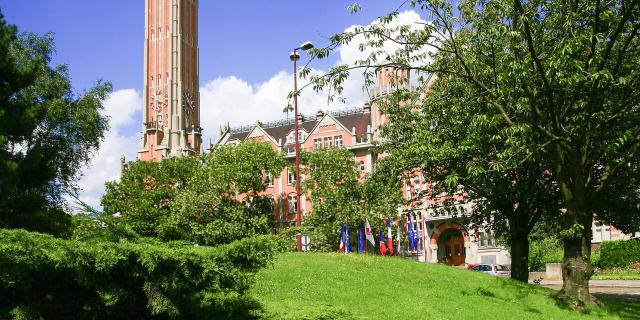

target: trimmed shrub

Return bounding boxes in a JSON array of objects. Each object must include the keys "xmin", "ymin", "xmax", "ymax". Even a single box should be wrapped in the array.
[
  {"xmin": 0, "ymin": 229, "xmax": 278, "ymax": 319},
  {"xmin": 599, "ymin": 239, "xmax": 640, "ymax": 269}
]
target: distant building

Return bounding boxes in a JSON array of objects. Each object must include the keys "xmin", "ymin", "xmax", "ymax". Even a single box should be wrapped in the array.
[
  {"xmin": 591, "ymin": 220, "xmax": 640, "ymax": 246},
  {"xmin": 131, "ymin": 2, "xmax": 639, "ymax": 267},
  {"xmin": 214, "ymin": 67, "xmax": 511, "ymax": 266}
]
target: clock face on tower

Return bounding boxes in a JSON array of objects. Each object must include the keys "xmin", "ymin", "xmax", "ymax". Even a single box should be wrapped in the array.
[
  {"xmin": 183, "ymin": 91, "xmax": 197, "ymax": 128},
  {"xmin": 183, "ymin": 91, "xmax": 196, "ymax": 115}
]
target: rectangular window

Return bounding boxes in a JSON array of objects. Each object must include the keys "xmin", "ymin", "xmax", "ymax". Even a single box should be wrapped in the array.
[
  {"xmin": 288, "ymin": 195, "xmax": 297, "ymax": 213},
  {"xmin": 405, "ymin": 182, "xmax": 412, "ymax": 200},
  {"xmin": 288, "ymin": 170, "xmax": 296, "ymax": 185},
  {"xmin": 414, "ymin": 180, "xmax": 421, "ymax": 198},
  {"xmin": 265, "ymin": 171, "xmax": 273, "ymax": 187},
  {"xmin": 479, "ymin": 232, "xmax": 495, "ymax": 247},
  {"xmin": 324, "ymin": 136, "xmax": 333, "ymax": 148},
  {"xmin": 334, "ymin": 135, "xmax": 343, "ymax": 147},
  {"xmin": 314, "ymin": 138, "xmax": 322, "ymax": 150},
  {"xmin": 359, "ymin": 161, "xmax": 366, "ymax": 172}
]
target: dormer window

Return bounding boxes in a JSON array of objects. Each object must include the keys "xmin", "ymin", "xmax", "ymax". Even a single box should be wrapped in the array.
[{"xmin": 286, "ymin": 130, "xmax": 307, "ymax": 144}]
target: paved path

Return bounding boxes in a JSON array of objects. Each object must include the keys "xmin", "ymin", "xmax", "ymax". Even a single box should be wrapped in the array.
[{"xmin": 530, "ymin": 280, "xmax": 640, "ymax": 301}]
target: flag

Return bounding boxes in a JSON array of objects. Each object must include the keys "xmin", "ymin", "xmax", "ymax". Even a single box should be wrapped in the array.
[
  {"xmin": 359, "ymin": 229, "xmax": 364, "ymax": 253},
  {"xmin": 379, "ymin": 230, "xmax": 387, "ymax": 256},
  {"xmin": 345, "ymin": 223, "xmax": 351, "ymax": 254},
  {"xmin": 408, "ymin": 215, "xmax": 416, "ymax": 252},
  {"xmin": 397, "ymin": 221, "xmax": 401, "ymax": 255},
  {"xmin": 387, "ymin": 217, "xmax": 394, "ymax": 256},
  {"xmin": 364, "ymin": 219, "xmax": 375, "ymax": 245},
  {"xmin": 338, "ymin": 224, "xmax": 345, "ymax": 253},
  {"xmin": 416, "ymin": 220, "xmax": 422, "ymax": 253}
]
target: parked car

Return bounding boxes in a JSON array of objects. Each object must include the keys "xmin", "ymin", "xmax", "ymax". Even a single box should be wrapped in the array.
[{"xmin": 469, "ymin": 264, "xmax": 511, "ymax": 277}]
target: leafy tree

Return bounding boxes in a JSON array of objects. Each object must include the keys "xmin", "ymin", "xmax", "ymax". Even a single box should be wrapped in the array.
[
  {"xmin": 102, "ymin": 157, "xmax": 199, "ymax": 237},
  {"xmin": 103, "ymin": 141, "xmax": 285, "ymax": 246},
  {"xmin": 164, "ymin": 141, "xmax": 285, "ymax": 245},
  {"xmin": 301, "ymin": 148, "xmax": 402, "ymax": 251},
  {"xmin": 307, "ymin": 0, "xmax": 640, "ymax": 305},
  {"xmin": 372, "ymin": 74, "xmax": 561, "ymax": 281},
  {"xmin": 0, "ymin": 12, "xmax": 111, "ymax": 235}
]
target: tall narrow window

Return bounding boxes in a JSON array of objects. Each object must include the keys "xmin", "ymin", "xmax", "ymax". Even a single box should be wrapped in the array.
[
  {"xmin": 405, "ymin": 182, "xmax": 412, "ymax": 200},
  {"xmin": 265, "ymin": 171, "xmax": 273, "ymax": 187},
  {"xmin": 324, "ymin": 136, "xmax": 333, "ymax": 148},
  {"xmin": 314, "ymin": 138, "xmax": 322, "ymax": 150},
  {"xmin": 334, "ymin": 135, "xmax": 343, "ymax": 147},
  {"xmin": 288, "ymin": 195, "xmax": 297, "ymax": 213},
  {"xmin": 288, "ymin": 170, "xmax": 296, "ymax": 185},
  {"xmin": 359, "ymin": 161, "xmax": 366, "ymax": 172},
  {"xmin": 415, "ymin": 180, "xmax": 421, "ymax": 198}
]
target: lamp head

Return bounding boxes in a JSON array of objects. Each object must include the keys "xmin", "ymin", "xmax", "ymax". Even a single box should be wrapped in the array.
[
  {"xmin": 290, "ymin": 51, "xmax": 300, "ymax": 62},
  {"xmin": 299, "ymin": 41, "xmax": 314, "ymax": 51}
]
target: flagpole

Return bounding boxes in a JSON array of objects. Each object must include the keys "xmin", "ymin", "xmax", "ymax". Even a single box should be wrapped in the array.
[{"xmin": 365, "ymin": 236, "xmax": 368, "ymax": 253}]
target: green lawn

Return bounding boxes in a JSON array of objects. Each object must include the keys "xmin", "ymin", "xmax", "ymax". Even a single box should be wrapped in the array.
[
  {"xmin": 593, "ymin": 268, "xmax": 640, "ymax": 280},
  {"xmin": 251, "ymin": 253, "xmax": 640, "ymax": 320}
]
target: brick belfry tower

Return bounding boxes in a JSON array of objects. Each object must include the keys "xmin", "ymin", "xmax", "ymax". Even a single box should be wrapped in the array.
[{"xmin": 138, "ymin": 0, "xmax": 201, "ymax": 161}]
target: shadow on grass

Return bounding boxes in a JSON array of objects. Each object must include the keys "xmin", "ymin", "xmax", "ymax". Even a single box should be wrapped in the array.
[
  {"xmin": 259, "ymin": 304, "xmax": 356, "ymax": 320},
  {"xmin": 551, "ymin": 291, "xmax": 640, "ymax": 319},
  {"xmin": 598, "ymin": 299, "xmax": 640, "ymax": 320}
]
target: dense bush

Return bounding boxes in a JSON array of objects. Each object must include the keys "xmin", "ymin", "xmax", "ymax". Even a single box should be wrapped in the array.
[
  {"xmin": 599, "ymin": 239, "xmax": 640, "ymax": 269},
  {"xmin": 0, "ymin": 229, "xmax": 279, "ymax": 319},
  {"xmin": 528, "ymin": 237, "xmax": 564, "ymax": 272},
  {"xmin": 102, "ymin": 141, "xmax": 284, "ymax": 246}
]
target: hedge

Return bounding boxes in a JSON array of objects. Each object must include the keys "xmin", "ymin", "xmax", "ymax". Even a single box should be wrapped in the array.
[
  {"xmin": 599, "ymin": 239, "xmax": 640, "ymax": 269},
  {"xmin": 0, "ymin": 229, "xmax": 279, "ymax": 320}
]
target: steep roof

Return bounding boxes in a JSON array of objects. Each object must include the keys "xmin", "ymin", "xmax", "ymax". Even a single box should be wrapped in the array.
[{"xmin": 224, "ymin": 107, "xmax": 371, "ymax": 146}]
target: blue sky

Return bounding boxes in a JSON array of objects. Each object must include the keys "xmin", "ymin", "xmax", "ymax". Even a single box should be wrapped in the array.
[
  {"xmin": 0, "ymin": 1, "xmax": 425, "ymax": 207},
  {"xmin": 1, "ymin": 1, "xmax": 401, "ymax": 91}
]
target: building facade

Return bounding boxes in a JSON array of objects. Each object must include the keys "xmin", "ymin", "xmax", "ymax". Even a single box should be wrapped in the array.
[
  {"xmin": 138, "ymin": 0, "xmax": 202, "ymax": 161},
  {"xmin": 215, "ymin": 67, "xmax": 511, "ymax": 266}
]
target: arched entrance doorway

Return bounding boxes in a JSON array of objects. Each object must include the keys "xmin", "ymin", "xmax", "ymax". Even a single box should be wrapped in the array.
[{"xmin": 437, "ymin": 229, "xmax": 466, "ymax": 265}]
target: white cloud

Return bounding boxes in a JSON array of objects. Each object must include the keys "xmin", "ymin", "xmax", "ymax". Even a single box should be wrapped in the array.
[
  {"xmin": 74, "ymin": 89, "xmax": 141, "ymax": 209},
  {"xmin": 199, "ymin": 70, "xmax": 370, "ymax": 143},
  {"xmin": 72, "ymin": 10, "xmax": 429, "ymax": 209},
  {"xmin": 200, "ymin": 10, "xmax": 429, "ymax": 143},
  {"xmin": 336, "ymin": 11, "xmax": 428, "ymax": 66}
]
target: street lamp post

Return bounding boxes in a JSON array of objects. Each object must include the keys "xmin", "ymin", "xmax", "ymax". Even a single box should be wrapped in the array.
[{"xmin": 290, "ymin": 41, "xmax": 313, "ymax": 252}]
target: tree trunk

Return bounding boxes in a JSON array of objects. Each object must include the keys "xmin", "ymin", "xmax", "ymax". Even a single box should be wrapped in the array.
[
  {"xmin": 559, "ymin": 207, "xmax": 593, "ymax": 307},
  {"xmin": 509, "ymin": 230, "xmax": 530, "ymax": 282}
]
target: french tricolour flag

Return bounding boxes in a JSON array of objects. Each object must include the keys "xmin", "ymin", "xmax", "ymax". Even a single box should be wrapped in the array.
[
  {"xmin": 387, "ymin": 217, "xmax": 394, "ymax": 256},
  {"xmin": 379, "ymin": 230, "xmax": 387, "ymax": 256},
  {"xmin": 338, "ymin": 224, "xmax": 345, "ymax": 253}
]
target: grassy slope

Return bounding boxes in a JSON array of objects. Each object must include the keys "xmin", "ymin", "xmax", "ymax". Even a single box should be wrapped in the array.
[{"xmin": 251, "ymin": 253, "xmax": 640, "ymax": 320}]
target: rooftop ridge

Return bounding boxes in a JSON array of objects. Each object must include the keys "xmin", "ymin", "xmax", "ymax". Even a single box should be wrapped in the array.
[{"xmin": 228, "ymin": 107, "xmax": 366, "ymax": 133}]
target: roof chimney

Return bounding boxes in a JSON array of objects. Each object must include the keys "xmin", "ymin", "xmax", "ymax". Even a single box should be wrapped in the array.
[
  {"xmin": 297, "ymin": 113, "xmax": 304, "ymax": 124},
  {"xmin": 363, "ymin": 103, "xmax": 371, "ymax": 113},
  {"xmin": 316, "ymin": 109, "xmax": 324, "ymax": 118}
]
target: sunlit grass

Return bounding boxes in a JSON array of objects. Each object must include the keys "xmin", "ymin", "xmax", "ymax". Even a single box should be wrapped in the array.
[{"xmin": 251, "ymin": 252, "xmax": 640, "ymax": 320}]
